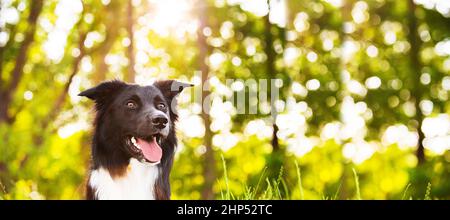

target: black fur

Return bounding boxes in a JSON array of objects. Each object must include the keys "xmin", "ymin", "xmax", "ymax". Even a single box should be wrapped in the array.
[{"xmin": 80, "ymin": 80, "xmax": 192, "ymax": 200}]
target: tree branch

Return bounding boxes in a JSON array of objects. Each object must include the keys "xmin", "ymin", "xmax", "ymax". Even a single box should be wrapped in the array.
[
  {"xmin": 0, "ymin": 7, "xmax": 20, "ymax": 90},
  {"xmin": 0, "ymin": 0, "xmax": 44, "ymax": 124},
  {"xmin": 407, "ymin": 0, "xmax": 426, "ymax": 165},
  {"xmin": 197, "ymin": 0, "xmax": 215, "ymax": 200},
  {"xmin": 92, "ymin": 1, "xmax": 122, "ymax": 83},
  {"xmin": 39, "ymin": 24, "xmax": 91, "ymax": 132},
  {"xmin": 125, "ymin": 0, "xmax": 135, "ymax": 83},
  {"xmin": 39, "ymin": 2, "xmax": 106, "ymax": 134},
  {"xmin": 6, "ymin": 0, "xmax": 44, "ymax": 93}
]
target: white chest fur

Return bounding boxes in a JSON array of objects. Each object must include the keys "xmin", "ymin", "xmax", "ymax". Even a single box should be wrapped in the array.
[{"xmin": 89, "ymin": 159, "xmax": 160, "ymax": 200}]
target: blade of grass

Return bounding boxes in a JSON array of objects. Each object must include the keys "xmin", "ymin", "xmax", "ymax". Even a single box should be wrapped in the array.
[
  {"xmin": 275, "ymin": 166, "xmax": 284, "ymax": 199},
  {"xmin": 353, "ymin": 168, "xmax": 361, "ymax": 200},
  {"xmin": 0, "ymin": 180, "xmax": 6, "ymax": 200},
  {"xmin": 424, "ymin": 182, "xmax": 431, "ymax": 200},
  {"xmin": 264, "ymin": 178, "xmax": 272, "ymax": 199},
  {"xmin": 273, "ymin": 179, "xmax": 282, "ymax": 200},
  {"xmin": 218, "ymin": 180, "xmax": 224, "ymax": 200},
  {"xmin": 333, "ymin": 180, "xmax": 343, "ymax": 200},
  {"xmin": 276, "ymin": 166, "xmax": 284, "ymax": 184},
  {"xmin": 221, "ymin": 154, "xmax": 230, "ymax": 200},
  {"xmin": 322, "ymin": 194, "xmax": 330, "ymax": 200},
  {"xmin": 230, "ymin": 191, "xmax": 236, "ymax": 200},
  {"xmin": 281, "ymin": 179, "xmax": 290, "ymax": 200},
  {"xmin": 243, "ymin": 186, "xmax": 253, "ymax": 200},
  {"xmin": 252, "ymin": 167, "xmax": 267, "ymax": 199},
  {"xmin": 295, "ymin": 160, "xmax": 304, "ymax": 200},
  {"xmin": 401, "ymin": 183, "xmax": 411, "ymax": 200}
]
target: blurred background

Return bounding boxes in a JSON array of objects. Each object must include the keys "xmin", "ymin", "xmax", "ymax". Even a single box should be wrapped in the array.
[{"xmin": 1, "ymin": 0, "xmax": 450, "ymax": 200}]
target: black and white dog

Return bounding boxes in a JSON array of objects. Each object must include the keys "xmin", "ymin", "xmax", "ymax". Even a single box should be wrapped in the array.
[{"xmin": 79, "ymin": 80, "xmax": 192, "ymax": 200}]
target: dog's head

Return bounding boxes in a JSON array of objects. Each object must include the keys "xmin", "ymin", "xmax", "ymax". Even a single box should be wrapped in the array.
[{"xmin": 79, "ymin": 80, "xmax": 192, "ymax": 165}]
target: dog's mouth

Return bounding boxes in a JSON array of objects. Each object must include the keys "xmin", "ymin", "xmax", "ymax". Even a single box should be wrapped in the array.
[{"xmin": 125, "ymin": 134, "xmax": 163, "ymax": 165}]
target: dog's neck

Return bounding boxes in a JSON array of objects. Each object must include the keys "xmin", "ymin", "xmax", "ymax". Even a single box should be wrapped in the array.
[
  {"xmin": 88, "ymin": 138, "xmax": 161, "ymax": 200},
  {"xmin": 88, "ymin": 158, "xmax": 160, "ymax": 200},
  {"xmin": 87, "ymin": 137, "xmax": 174, "ymax": 200},
  {"xmin": 90, "ymin": 140, "xmax": 131, "ymax": 176}
]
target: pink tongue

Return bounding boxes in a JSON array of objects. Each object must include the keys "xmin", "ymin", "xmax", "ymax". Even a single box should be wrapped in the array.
[{"xmin": 137, "ymin": 137, "xmax": 162, "ymax": 162}]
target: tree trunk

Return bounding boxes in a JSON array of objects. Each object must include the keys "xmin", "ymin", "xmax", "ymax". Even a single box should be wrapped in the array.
[
  {"xmin": 92, "ymin": 36, "xmax": 115, "ymax": 84},
  {"xmin": 93, "ymin": 2, "xmax": 122, "ymax": 83},
  {"xmin": 36, "ymin": 8, "xmax": 90, "ymax": 144},
  {"xmin": 0, "ymin": 93, "xmax": 9, "ymax": 123},
  {"xmin": 0, "ymin": 16, "xmax": 19, "ymax": 86},
  {"xmin": 0, "ymin": 0, "xmax": 44, "ymax": 124},
  {"xmin": 407, "ymin": 0, "xmax": 425, "ymax": 165},
  {"xmin": 263, "ymin": 1, "xmax": 285, "ymax": 183},
  {"xmin": 39, "ymin": 32, "xmax": 88, "ymax": 133},
  {"xmin": 264, "ymin": 1, "xmax": 280, "ymax": 153},
  {"xmin": 337, "ymin": 0, "xmax": 354, "ymax": 200},
  {"xmin": 197, "ymin": 0, "xmax": 215, "ymax": 200},
  {"xmin": 125, "ymin": 0, "xmax": 135, "ymax": 83}
]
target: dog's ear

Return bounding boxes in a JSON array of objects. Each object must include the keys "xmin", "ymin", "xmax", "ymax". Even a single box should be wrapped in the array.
[
  {"xmin": 79, "ymin": 80, "xmax": 127, "ymax": 102},
  {"xmin": 154, "ymin": 80, "xmax": 194, "ymax": 100}
]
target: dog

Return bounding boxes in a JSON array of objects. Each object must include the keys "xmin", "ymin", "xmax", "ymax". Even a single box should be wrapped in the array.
[{"xmin": 79, "ymin": 79, "xmax": 192, "ymax": 200}]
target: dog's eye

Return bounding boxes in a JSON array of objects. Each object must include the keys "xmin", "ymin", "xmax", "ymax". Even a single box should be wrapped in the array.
[
  {"xmin": 156, "ymin": 103, "xmax": 166, "ymax": 110},
  {"xmin": 126, "ymin": 101, "xmax": 138, "ymax": 109}
]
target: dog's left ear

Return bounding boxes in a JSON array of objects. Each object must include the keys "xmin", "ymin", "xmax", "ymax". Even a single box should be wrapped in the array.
[
  {"xmin": 78, "ymin": 80, "xmax": 128, "ymax": 103},
  {"xmin": 154, "ymin": 80, "xmax": 194, "ymax": 100}
]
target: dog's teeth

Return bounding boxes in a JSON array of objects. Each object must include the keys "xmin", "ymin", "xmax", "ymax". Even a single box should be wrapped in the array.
[{"xmin": 131, "ymin": 137, "xmax": 141, "ymax": 149}]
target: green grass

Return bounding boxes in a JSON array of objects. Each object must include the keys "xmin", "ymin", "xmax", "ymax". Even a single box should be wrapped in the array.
[
  {"xmin": 220, "ymin": 156, "xmax": 305, "ymax": 200},
  {"xmin": 220, "ymin": 154, "xmax": 231, "ymax": 200},
  {"xmin": 401, "ymin": 183, "xmax": 411, "ymax": 200},
  {"xmin": 424, "ymin": 182, "xmax": 432, "ymax": 200},
  {"xmin": 243, "ymin": 167, "xmax": 267, "ymax": 200},
  {"xmin": 294, "ymin": 160, "xmax": 304, "ymax": 200},
  {"xmin": 219, "ymin": 156, "xmax": 434, "ymax": 200},
  {"xmin": 333, "ymin": 181, "xmax": 342, "ymax": 200},
  {"xmin": 0, "ymin": 180, "xmax": 5, "ymax": 200},
  {"xmin": 353, "ymin": 168, "xmax": 361, "ymax": 200}
]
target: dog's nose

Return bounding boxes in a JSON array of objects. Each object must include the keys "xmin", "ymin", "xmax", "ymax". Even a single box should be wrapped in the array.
[{"xmin": 151, "ymin": 115, "xmax": 168, "ymax": 129}]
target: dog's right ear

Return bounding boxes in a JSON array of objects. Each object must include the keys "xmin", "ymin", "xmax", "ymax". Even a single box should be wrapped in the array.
[{"xmin": 79, "ymin": 80, "xmax": 127, "ymax": 102}]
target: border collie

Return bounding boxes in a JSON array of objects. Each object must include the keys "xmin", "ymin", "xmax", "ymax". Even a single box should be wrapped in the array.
[{"xmin": 79, "ymin": 80, "xmax": 192, "ymax": 200}]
